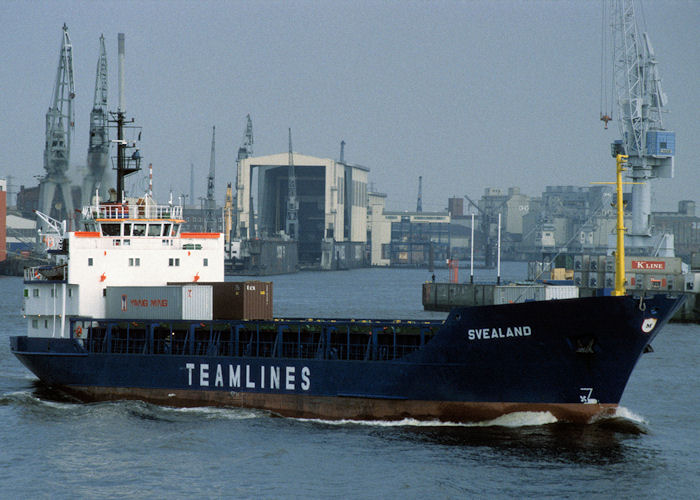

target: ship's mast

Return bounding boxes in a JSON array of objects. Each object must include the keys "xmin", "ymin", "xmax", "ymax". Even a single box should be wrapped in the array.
[
  {"xmin": 613, "ymin": 154, "xmax": 629, "ymax": 296},
  {"xmin": 205, "ymin": 126, "xmax": 216, "ymax": 232},
  {"xmin": 416, "ymin": 176, "xmax": 423, "ymax": 212},
  {"xmin": 112, "ymin": 33, "xmax": 140, "ymax": 203},
  {"xmin": 285, "ymin": 128, "xmax": 299, "ymax": 240},
  {"xmin": 224, "ymin": 183, "xmax": 233, "ymax": 244}
]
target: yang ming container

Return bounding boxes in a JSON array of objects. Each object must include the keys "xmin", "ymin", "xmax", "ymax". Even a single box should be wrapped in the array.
[{"xmin": 106, "ymin": 285, "xmax": 213, "ymax": 320}]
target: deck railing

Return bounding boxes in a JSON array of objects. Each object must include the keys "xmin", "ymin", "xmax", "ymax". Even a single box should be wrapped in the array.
[
  {"xmin": 70, "ymin": 318, "xmax": 444, "ymax": 362},
  {"xmin": 82, "ymin": 202, "xmax": 183, "ymax": 221},
  {"xmin": 24, "ymin": 264, "xmax": 67, "ymax": 282}
]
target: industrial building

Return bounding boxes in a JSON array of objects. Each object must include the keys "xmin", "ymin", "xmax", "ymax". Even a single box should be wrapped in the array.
[
  {"xmin": 651, "ymin": 201, "xmax": 700, "ymax": 261},
  {"xmin": 367, "ymin": 190, "xmax": 451, "ymax": 267},
  {"xmin": 236, "ymin": 153, "xmax": 368, "ymax": 267}
]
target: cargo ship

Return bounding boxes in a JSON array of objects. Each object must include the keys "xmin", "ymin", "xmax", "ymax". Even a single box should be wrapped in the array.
[
  {"xmin": 8, "ymin": 39, "xmax": 685, "ymax": 423},
  {"xmin": 9, "ymin": 151, "xmax": 686, "ymax": 424}
]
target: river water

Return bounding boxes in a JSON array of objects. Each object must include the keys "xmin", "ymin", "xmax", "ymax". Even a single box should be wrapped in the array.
[{"xmin": 1, "ymin": 265, "xmax": 698, "ymax": 498}]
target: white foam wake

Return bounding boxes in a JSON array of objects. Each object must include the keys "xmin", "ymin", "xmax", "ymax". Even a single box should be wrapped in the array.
[
  {"xmin": 611, "ymin": 406, "xmax": 647, "ymax": 424},
  {"xmin": 295, "ymin": 411, "xmax": 559, "ymax": 428}
]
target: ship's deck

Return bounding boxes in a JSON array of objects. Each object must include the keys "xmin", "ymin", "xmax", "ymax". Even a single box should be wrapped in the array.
[{"xmin": 69, "ymin": 317, "xmax": 444, "ymax": 362}]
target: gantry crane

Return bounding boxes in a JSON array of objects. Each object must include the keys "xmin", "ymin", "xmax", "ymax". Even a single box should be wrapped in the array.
[
  {"xmin": 285, "ymin": 128, "xmax": 299, "ymax": 240},
  {"xmin": 204, "ymin": 126, "xmax": 217, "ymax": 232},
  {"xmin": 83, "ymin": 34, "xmax": 111, "ymax": 205},
  {"xmin": 235, "ymin": 115, "xmax": 254, "ymax": 238},
  {"xmin": 38, "ymin": 24, "xmax": 76, "ymax": 228},
  {"xmin": 604, "ymin": 0, "xmax": 675, "ymax": 255}
]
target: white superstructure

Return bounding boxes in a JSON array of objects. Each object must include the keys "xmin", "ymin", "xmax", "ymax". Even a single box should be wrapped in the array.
[{"xmin": 23, "ymin": 196, "xmax": 224, "ymax": 338}]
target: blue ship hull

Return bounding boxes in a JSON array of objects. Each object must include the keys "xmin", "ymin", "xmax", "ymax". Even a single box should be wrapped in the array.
[{"xmin": 10, "ymin": 294, "xmax": 684, "ymax": 423}]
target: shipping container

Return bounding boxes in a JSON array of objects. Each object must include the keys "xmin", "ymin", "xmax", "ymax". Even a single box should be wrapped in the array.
[
  {"xmin": 494, "ymin": 285, "xmax": 546, "ymax": 305},
  {"xmin": 604, "ymin": 273, "xmax": 615, "ymax": 288},
  {"xmin": 626, "ymin": 256, "xmax": 682, "ymax": 275},
  {"xmin": 544, "ymin": 285, "xmax": 579, "ymax": 300},
  {"xmin": 230, "ymin": 281, "xmax": 273, "ymax": 320},
  {"xmin": 597, "ymin": 255, "xmax": 607, "ymax": 273},
  {"xmin": 551, "ymin": 268, "xmax": 567, "ymax": 280},
  {"xmin": 168, "ymin": 281, "xmax": 273, "ymax": 320},
  {"xmin": 106, "ymin": 285, "xmax": 213, "ymax": 320},
  {"xmin": 605, "ymin": 255, "xmax": 615, "ymax": 273}
]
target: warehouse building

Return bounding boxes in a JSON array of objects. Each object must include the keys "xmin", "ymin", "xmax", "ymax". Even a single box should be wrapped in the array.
[{"xmin": 236, "ymin": 153, "xmax": 368, "ymax": 267}]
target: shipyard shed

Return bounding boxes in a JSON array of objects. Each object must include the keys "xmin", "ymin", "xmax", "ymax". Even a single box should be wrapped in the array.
[{"xmin": 236, "ymin": 153, "xmax": 368, "ymax": 266}]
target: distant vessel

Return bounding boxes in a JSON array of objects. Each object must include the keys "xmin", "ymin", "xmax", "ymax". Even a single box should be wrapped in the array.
[{"xmin": 226, "ymin": 237, "xmax": 298, "ymax": 276}]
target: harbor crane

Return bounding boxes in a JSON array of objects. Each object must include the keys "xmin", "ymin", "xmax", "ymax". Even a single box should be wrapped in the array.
[
  {"xmin": 204, "ymin": 126, "xmax": 217, "ymax": 232},
  {"xmin": 234, "ymin": 114, "xmax": 254, "ymax": 238},
  {"xmin": 285, "ymin": 128, "xmax": 299, "ymax": 240},
  {"xmin": 83, "ymin": 34, "xmax": 112, "ymax": 205},
  {"xmin": 38, "ymin": 24, "xmax": 76, "ymax": 228},
  {"xmin": 603, "ymin": 0, "xmax": 675, "ymax": 255}
]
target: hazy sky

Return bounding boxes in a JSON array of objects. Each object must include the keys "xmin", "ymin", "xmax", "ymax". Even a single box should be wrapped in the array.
[{"xmin": 2, "ymin": 0, "xmax": 699, "ymax": 212}]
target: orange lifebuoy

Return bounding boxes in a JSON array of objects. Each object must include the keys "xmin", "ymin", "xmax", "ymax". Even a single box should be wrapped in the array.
[{"xmin": 75, "ymin": 326, "xmax": 83, "ymax": 338}]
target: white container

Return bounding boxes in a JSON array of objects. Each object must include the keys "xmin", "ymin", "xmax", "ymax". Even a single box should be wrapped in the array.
[{"xmin": 544, "ymin": 285, "xmax": 579, "ymax": 300}]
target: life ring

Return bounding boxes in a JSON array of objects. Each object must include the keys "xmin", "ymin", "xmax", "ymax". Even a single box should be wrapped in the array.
[{"xmin": 75, "ymin": 326, "xmax": 83, "ymax": 338}]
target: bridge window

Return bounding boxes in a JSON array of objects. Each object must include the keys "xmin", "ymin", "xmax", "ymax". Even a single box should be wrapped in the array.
[
  {"xmin": 163, "ymin": 223, "xmax": 172, "ymax": 236},
  {"xmin": 101, "ymin": 223, "xmax": 120, "ymax": 236},
  {"xmin": 133, "ymin": 224, "xmax": 146, "ymax": 236},
  {"xmin": 124, "ymin": 223, "xmax": 131, "ymax": 236},
  {"xmin": 148, "ymin": 224, "xmax": 162, "ymax": 237}
]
